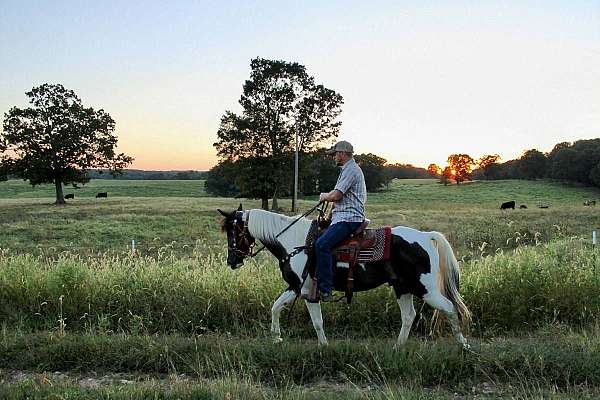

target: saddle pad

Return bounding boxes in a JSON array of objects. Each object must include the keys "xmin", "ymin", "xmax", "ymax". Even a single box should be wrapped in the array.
[
  {"xmin": 356, "ymin": 226, "xmax": 392, "ymax": 262},
  {"xmin": 305, "ymin": 221, "xmax": 392, "ymax": 263}
]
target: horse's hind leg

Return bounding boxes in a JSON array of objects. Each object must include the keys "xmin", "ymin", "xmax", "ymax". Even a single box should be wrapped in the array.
[
  {"xmin": 423, "ymin": 291, "xmax": 468, "ymax": 348},
  {"xmin": 271, "ymin": 289, "xmax": 296, "ymax": 342},
  {"xmin": 305, "ymin": 301, "xmax": 328, "ymax": 345},
  {"xmin": 394, "ymin": 293, "xmax": 416, "ymax": 348}
]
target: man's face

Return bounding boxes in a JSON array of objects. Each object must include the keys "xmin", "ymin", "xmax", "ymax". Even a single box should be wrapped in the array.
[{"xmin": 334, "ymin": 151, "xmax": 348, "ymax": 166}]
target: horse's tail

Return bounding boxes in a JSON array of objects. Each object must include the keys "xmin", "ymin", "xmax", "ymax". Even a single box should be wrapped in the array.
[{"xmin": 429, "ymin": 231, "xmax": 472, "ymax": 326}]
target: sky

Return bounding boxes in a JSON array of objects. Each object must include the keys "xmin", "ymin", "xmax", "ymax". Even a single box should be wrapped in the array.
[{"xmin": 1, "ymin": 0, "xmax": 599, "ymax": 170}]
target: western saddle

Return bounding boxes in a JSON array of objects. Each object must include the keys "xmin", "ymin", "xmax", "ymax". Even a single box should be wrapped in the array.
[{"xmin": 306, "ymin": 219, "xmax": 380, "ymax": 303}]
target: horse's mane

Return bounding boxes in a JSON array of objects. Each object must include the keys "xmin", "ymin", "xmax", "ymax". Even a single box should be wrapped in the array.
[{"xmin": 247, "ymin": 209, "xmax": 311, "ymax": 245}]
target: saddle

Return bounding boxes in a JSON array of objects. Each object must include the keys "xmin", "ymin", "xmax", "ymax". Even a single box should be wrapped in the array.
[
  {"xmin": 304, "ymin": 219, "xmax": 392, "ymax": 303},
  {"xmin": 333, "ymin": 220, "xmax": 378, "ymax": 261}
]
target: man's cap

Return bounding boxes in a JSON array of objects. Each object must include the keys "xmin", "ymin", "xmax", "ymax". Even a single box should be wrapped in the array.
[{"xmin": 325, "ymin": 140, "xmax": 354, "ymax": 155}]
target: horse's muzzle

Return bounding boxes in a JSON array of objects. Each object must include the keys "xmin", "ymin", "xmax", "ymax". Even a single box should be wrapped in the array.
[{"xmin": 228, "ymin": 256, "xmax": 244, "ymax": 269}]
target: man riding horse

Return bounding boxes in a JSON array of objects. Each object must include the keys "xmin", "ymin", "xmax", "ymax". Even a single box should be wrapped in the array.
[
  {"xmin": 218, "ymin": 141, "xmax": 471, "ymax": 347},
  {"xmin": 302, "ymin": 140, "xmax": 367, "ymax": 302}
]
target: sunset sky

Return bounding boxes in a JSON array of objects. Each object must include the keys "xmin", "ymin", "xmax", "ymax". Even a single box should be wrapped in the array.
[{"xmin": 1, "ymin": 1, "xmax": 599, "ymax": 171}]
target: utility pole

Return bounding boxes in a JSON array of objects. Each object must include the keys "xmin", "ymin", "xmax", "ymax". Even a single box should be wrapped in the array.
[{"xmin": 293, "ymin": 129, "xmax": 299, "ymax": 212}]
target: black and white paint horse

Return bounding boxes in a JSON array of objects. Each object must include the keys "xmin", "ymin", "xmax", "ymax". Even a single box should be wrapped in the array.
[{"xmin": 218, "ymin": 206, "xmax": 471, "ymax": 348}]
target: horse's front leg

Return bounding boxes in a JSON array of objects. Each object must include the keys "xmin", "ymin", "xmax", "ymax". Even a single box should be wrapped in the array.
[
  {"xmin": 271, "ymin": 289, "xmax": 297, "ymax": 343},
  {"xmin": 305, "ymin": 301, "xmax": 328, "ymax": 345}
]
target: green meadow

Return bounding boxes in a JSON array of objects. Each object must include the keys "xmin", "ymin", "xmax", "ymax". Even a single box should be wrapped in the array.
[
  {"xmin": 1, "ymin": 179, "xmax": 598, "ymax": 260},
  {"xmin": 1, "ymin": 178, "xmax": 600, "ymax": 398},
  {"xmin": 0, "ymin": 178, "xmax": 209, "ymax": 199}
]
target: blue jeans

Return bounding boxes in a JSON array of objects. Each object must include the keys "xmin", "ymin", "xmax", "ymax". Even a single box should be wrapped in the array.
[{"xmin": 316, "ymin": 221, "xmax": 362, "ymax": 294}]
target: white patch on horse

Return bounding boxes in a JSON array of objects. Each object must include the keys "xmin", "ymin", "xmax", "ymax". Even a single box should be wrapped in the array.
[{"xmin": 246, "ymin": 209, "xmax": 312, "ymax": 294}]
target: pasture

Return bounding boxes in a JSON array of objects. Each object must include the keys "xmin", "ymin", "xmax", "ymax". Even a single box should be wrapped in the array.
[{"xmin": 1, "ymin": 178, "xmax": 600, "ymax": 398}]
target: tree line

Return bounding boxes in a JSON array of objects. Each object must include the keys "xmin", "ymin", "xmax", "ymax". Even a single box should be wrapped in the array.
[
  {"xmin": 427, "ymin": 140, "xmax": 600, "ymax": 188},
  {"xmin": 480, "ymin": 141, "xmax": 600, "ymax": 187},
  {"xmin": 89, "ymin": 169, "xmax": 207, "ymax": 180}
]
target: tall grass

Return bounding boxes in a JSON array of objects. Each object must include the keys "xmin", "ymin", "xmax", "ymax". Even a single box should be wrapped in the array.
[
  {"xmin": 463, "ymin": 239, "xmax": 600, "ymax": 334},
  {"xmin": 1, "ymin": 240, "xmax": 598, "ymax": 336}
]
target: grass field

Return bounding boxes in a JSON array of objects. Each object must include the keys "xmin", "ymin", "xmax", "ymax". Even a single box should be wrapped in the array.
[
  {"xmin": 1, "ymin": 178, "xmax": 600, "ymax": 398},
  {"xmin": 1, "ymin": 179, "xmax": 599, "ymax": 259},
  {"xmin": 0, "ymin": 179, "xmax": 208, "ymax": 199}
]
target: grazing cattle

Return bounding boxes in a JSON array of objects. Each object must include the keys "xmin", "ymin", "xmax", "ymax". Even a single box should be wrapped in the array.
[
  {"xmin": 539, "ymin": 205, "xmax": 549, "ymax": 209},
  {"xmin": 500, "ymin": 201, "xmax": 515, "ymax": 210},
  {"xmin": 519, "ymin": 204, "xmax": 527, "ymax": 209},
  {"xmin": 583, "ymin": 200, "xmax": 596, "ymax": 206},
  {"xmin": 65, "ymin": 194, "xmax": 74, "ymax": 199},
  {"xmin": 96, "ymin": 192, "xmax": 108, "ymax": 198}
]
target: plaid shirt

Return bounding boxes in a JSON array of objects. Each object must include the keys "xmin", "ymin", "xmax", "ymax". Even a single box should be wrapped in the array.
[{"xmin": 331, "ymin": 158, "xmax": 367, "ymax": 224}]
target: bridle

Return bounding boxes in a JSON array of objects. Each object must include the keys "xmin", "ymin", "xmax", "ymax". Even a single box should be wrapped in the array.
[{"xmin": 228, "ymin": 211, "xmax": 256, "ymax": 258}]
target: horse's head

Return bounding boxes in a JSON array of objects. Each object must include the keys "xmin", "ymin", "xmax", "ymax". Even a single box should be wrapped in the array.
[{"xmin": 218, "ymin": 204, "xmax": 256, "ymax": 269}]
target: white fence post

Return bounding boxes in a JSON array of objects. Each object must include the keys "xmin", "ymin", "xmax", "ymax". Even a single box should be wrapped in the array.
[
  {"xmin": 593, "ymin": 231, "xmax": 597, "ymax": 246},
  {"xmin": 131, "ymin": 239, "xmax": 136, "ymax": 255}
]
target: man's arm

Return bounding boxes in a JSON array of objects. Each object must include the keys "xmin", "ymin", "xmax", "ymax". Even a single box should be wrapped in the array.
[{"xmin": 319, "ymin": 190, "xmax": 343, "ymax": 202}]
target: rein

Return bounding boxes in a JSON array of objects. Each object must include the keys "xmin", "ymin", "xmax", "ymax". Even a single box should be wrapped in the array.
[{"xmin": 244, "ymin": 201, "xmax": 324, "ymax": 258}]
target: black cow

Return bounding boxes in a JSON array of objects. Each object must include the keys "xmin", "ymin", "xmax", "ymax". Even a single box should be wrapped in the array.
[
  {"xmin": 519, "ymin": 204, "xmax": 527, "ymax": 209},
  {"xmin": 539, "ymin": 205, "xmax": 549, "ymax": 209},
  {"xmin": 65, "ymin": 194, "xmax": 74, "ymax": 199},
  {"xmin": 500, "ymin": 200, "xmax": 515, "ymax": 210},
  {"xmin": 96, "ymin": 192, "xmax": 108, "ymax": 198}
]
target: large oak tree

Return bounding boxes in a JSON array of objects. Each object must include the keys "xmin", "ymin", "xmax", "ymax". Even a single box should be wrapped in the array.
[
  {"xmin": 213, "ymin": 58, "xmax": 343, "ymax": 210},
  {"xmin": 1, "ymin": 84, "xmax": 133, "ymax": 204}
]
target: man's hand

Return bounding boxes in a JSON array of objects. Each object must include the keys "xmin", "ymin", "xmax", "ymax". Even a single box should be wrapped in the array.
[{"xmin": 319, "ymin": 190, "xmax": 343, "ymax": 202}]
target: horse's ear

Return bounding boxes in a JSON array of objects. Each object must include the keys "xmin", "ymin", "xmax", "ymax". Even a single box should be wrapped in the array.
[
  {"xmin": 237, "ymin": 203, "xmax": 243, "ymax": 211},
  {"xmin": 217, "ymin": 209, "xmax": 228, "ymax": 217}
]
